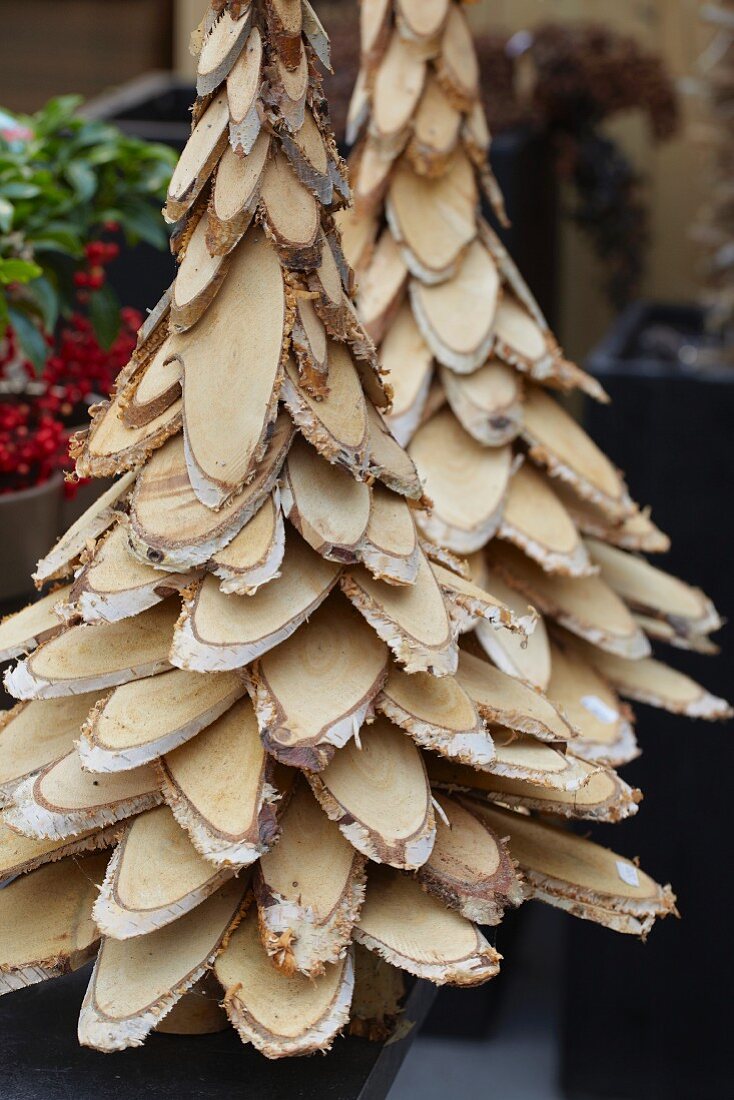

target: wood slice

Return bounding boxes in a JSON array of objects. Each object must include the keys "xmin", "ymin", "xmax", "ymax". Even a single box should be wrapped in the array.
[
  {"xmin": 255, "ymin": 781, "xmax": 366, "ymax": 975},
  {"xmin": 408, "ymin": 75, "xmax": 462, "ymax": 175},
  {"xmin": 340, "ymin": 549, "xmax": 456, "ymax": 676},
  {"xmin": 457, "ymin": 650, "xmax": 576, "ymax": 744},
  {"xmin": 165, "ymin": 93, "xmax": 229, "ymax": 223},
  {"xmin": 33, "ymin": 472, "xmax": 136, "ymax": 586},
  {"xmin": 265, "ymin": 0, "xmax": 302, "ymax": 70},
  {"xmin": 172, "ymin": 536, "xmax": 340, "ymax": 672},
  {"xmin": 492, "ymin": 296, "xmax": 558, "ymax": 375},
  {"xmin": 462, "ymin": 100, "xmax": 490, "ymax": 160},
  {"xmin": 365, "ymin": 401, "xmax": 425, "ymax": 502},
  {"xmin": 197, "ymin": 6, "xmax": 253, "ymax": 96},
  {"xmin": 282, "ymin": 349, "xmax": 368, "ymax": 475},
  {"xmin": 397, "ymin": 0, "xmax": 450, "ymax": 43},
  {"xmin": 387, "ymin": 152, "xmax": 477, "ymax": 283},
  {"xmin": 440, "ymin": 359, "xmax": 523, "ymax": 447},
  {"xmin": 128, "ymin": 415, "xmax": 292, "ymax": 571},
  {"xmin": 281, "ymin": 435, "xmax": 370, "ymax": 563},
  {"xmin": 78, "ymin": 877, "xmax": 246, "ymax": 1052},
  {"xmin": 410, "ymin": 240, "xmax": 500, "ymax": 372},
  {"xmin": 436, "ymin": 4, "xmax": 479, "ymax": 109},
  {"xmin": 302, "ymin": 0, "xmax": 331, "ymax": 69},
  {"xmin": 352, "ymin": 137, "xmax": 395, "ymax": 218},
  {"xmin": 208, "ymin": 130, "xmax": 270, "ymax": 256},
  {"xmin": 361, "ymin": 0, "xmax": 391, "ymax": 63},
  {"xmin": 359, "ymin": 486, "xmax": 419, "ymax": 585},
  {"xmin": 78, "ymin": 669, "xmax": 244, "ymax": 773},
  {"xmin": 470, "ymin": 765, "xmax": 640, "ymax": 824},
  {"xmin": 487, "ymin": 728, "xmax": 593, "ymax": 791},
  {"xmin": 630, "ymin": 614, "xmax": 717, "ymax": 655},
  {"xmin": 0, "ymin": 819, "xmax": 115, "ymax": 882},
  {"xmin": 272, "ymin": 41, "xmax": 309, "ymax": 132},
  {"xmin": 380, "ymin": 303, "xmax": 433, "ymax": 445},
  {"xmin": 471, "ymin": 803, "xmax": 676, "ymax": 936},
  {"xmin": 5, "ymin": 751, "xmax": 159, "ymax": 840},
  {"xmin": 155, "ymin": 973, "xmax": 228, "ymax": 1035},
  {"xmin": 259, "ymin": 149, "xmax": 320, "ymax": 269},
  {"xmin": 472, "ymin": 564, "xmax": 551, "ymax": 690},
  {"xmin": 308, "ymin": 716, "xmax": 435, "ymax": 869},
  {"xmin": 522, "ymin": 386, "xmax": 634, "ymax": 521},
  {"xmin": 94, "ymin": 806, "xmax": 233, "ymax": 938},
  {"xmin": 346, "ymin": 68, "xmax": 370, "ymax": 148},
  {"xmin": 547, "ymin": 638, "xmax": 638, "ymax": 767},
  {"xmin": 586, "ymin": 538, "xmax": 721, "ymax": 639},
  {"xmin": 280, "ymin": 107, "xmax": 333, "ymax": 204},
  {"xmin": 180, "ymin": 229, "xmax": 285, "ymax": 508},
  {"xmin": 171, "ymin": 213, "xmax": 230, "ymax": 333},
  {"xmin": 500, "ymin": 464, "xmax": 592, "ymax": 577},
  {"xmin": 0, "ymin": 692, "xmax": 103, "ymax": 806},
  {"xmin": 359, "ymin": 229, "xmax": 409, "ymax": 345},
  {"xmin": 308, "ymin": 230, "xmax": 351, "ymax": 336},
  {"xmin": 122, "ymin": 340, "xmax": 182, "ymax": 429},
  {"xmin": 371, "ymin": 32, "xmax": 427, "ymax": 149},
  {"xmin": 248, "ymin": 594, "xmax": 388, "ymax": 770},
  {"xmin": 210, "ymin": 493, "xmax": 285, "ymax": 594},
  {"xmin": 432, "ymin": 564, "xmax": 533, "ymax": 637},
  {"xmin": 376, "ymin": 664, "xmax": 493, "ymax": 766},
  {"xmin": 487, "ymin": 543, "xmax": 651, "ymax": 660},
  {"xmin": 555, "ymin": 485, "xmax": 670, "ymax": 554},
  {"xmin": 350, "ymin": 944, "xmax": 405, "ymax": 1041},
  {"xmin": 72, "ymin": 393, "xmax": 182, "ymax": 481},
  {"xmin": 215, "ymin": 909, "xmax": 354, "ymax": 1057},
  {"xmin": 0, "ymin": 586, "xmax": 68, "ymax": 662},
  {"xmin": 409, "ymin": 409, "xmax": 512, "ymax": 552},
  {"xmin": 0, "ymin": 854, "xmax": 107, "ymax": 995},
  {"xmin": 355, "ymin": 866, "xmax": 499, "ymax": 985},
  {"xmin": 335, "ymin": 203, "xmax": 377, "ymax": 276},
  {"xmin": 227, "ymin": 26, "xmax": 263, "ymax": 155},
  {"xmin": 417, "ymin": 792, "xmax": 523, "ymax": 924},
  {"xmin": 5, "ymin": 600, "xmax": 177, "ymax": 701},
  {"xmin": 291, "ymin": 294, "xmax": 329, "ymax": 395},
  {"xmin": 157, "ymin": 695, "xmax": 278, "ymax": 867}
]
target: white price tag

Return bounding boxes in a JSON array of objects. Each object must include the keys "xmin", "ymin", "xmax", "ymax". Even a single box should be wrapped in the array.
[
  {"xmin": 581, "ymin": 695, "xmax": 619, "ymax": 725},
  {"xmin": 616, "ymin": 861, "xmax": 639, "ymax": 888}
]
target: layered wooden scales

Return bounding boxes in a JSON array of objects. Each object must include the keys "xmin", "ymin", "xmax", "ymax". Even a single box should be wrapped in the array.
[{"xmin": 0, "ymin": 0, "xmax": 725, "ymax": 1062}]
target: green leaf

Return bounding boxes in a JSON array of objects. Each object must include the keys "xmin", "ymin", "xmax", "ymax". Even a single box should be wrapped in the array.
[
  {"xmin": 117, "ymin": 200, "xmax": 170, "ymax": 251},
  {"xmin": 88, "ymin": 281, "xmax": 121, "ymax": 349},
  {"xmin": 27, "ymin": 274, "xmax": 59, "ymax": 330},
  {"xmin": 0, "ymin": 258, "xmax": 42, "ymax": 285},
  {"xmin": 0, "ymin": 196, "xmax": 12, "ymax": 231},
  {"xmin": 64, "ymin": 160, "xmax": 97, "ymax": 201},
  {"xmin": 8, "ymin": 306, "xmax": 48, "ymax": 372},
  {"xmin": 0, "ymin": 181, "xmax": 41, "ymax": 199}
]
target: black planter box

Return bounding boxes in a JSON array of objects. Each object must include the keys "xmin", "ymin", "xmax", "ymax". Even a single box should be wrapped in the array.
[{"xmin": 562, "ymin": 303, "xmax": 734, "ymax": 1100}]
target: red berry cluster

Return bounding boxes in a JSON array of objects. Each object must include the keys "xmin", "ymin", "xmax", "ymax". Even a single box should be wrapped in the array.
[
  {"xmin": 73, "ymin": 238, "xmax": 120, "ymax": 294},
  {"xmin": 0, "ymin": 396, "xmax": 66, "ymax": 495}
]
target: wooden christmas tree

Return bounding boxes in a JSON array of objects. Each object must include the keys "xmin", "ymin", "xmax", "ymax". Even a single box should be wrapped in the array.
[{"xmin": 0, "ymin": 0, "xmax": 722, "ymax": 1060}]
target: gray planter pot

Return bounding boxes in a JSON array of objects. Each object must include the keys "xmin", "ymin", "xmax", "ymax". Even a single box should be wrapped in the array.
[{"xmin": 0, "ymin": 473, "xmax": 63, "ymax": 602}]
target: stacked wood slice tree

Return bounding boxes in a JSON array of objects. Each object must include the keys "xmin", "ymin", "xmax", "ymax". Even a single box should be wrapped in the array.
[
  {"xmin": 695, "ymin": 1, "xmax": 734, "ymax": 353},
  {"xmin": 0, "ymin": 0, "xmax": 722, "ymax": 1063}
]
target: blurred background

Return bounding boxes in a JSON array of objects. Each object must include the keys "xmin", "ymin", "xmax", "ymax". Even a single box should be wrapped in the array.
[{"xmin": 0, "ymin": 2, "xmax": 731, "ymax": 1099}]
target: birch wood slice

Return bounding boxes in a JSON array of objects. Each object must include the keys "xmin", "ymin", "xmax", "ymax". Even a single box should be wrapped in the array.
[
  {"xmin": 457, "ymin": 650, "xmax": 576, "ymax": 743},
  {"xmin": 155, "ymin": 973, "xmax": 228, "ymax": 1035},
  {"xmin": 575, "ymin": 644, "xmax": 733, "ymax": 720},
  {"xmin": 547, "ymin": 639, "xmax": 638, "ymax": 766},
  {"xmin": 122, "ymin": 340, "xmax": 182, "ymax": 429},
  {"xmin": 499, "ymin": 464, "xmax": 591, "ymax": 577},
  {"xmin": 397, "ymin": 0, "xmax": 450, "ymax": 43},
  {"xmin": 0, "ymin": 586, "xmax": 69, "ymax": 662},
  {"xmin": 359, "ymin": 486, "xmax": 419, "ymax": 585},
  {"xmin": 266, "ymin": 0, "xmax": 303, "ymax": 71},
  {"xmin": 94, "ymin": 806, "xmax": 234, "ymax": 938},
  {"xmin": 417, "ymin": 792, "xmax": 523, "ymax": 924},
  {"xmin": 74, "ymin": 393, "xmax": 182, "ymax": 480},
  {"xmin": 488, "ymin": 729, "xmax": 593, "ymax": 791},
  {"xmin": 215, "ymin": 909, "xmax": 354, "ymax": 1057},
  {"xmin": 586, "ymin": 538, "xmax": 721, "ymax": 637},
  {"xmin": 360, "ymin": 0, "xmax": 391, "ymax": 63},
  {"xmin": 492, "ymin": 296, "xmax": 554, "ymax": 373},
  {"xmin": 522, "ymin": 386, "xmax": 633, "ymax": 521},
  {"xmin": 0, "ymin": 854, "xmax": 107, "ymax": 995},
  {"xmin": 409, "ymin": 409, "xmax": 512, "ymax": 552},
  {"xmin": 365, "ymin": 401, "xmax": 424, "ymax": 502},
  {"xmin": 273, "ymin": 44, "xmax": 309, "ymax": 133},
  {"xmin": 0, "ymin": 692, "xmax": 102, "ymax": 805},
  {"xmin": 359, "ymin": 229, "xmax": 409, "ymax": 345},
  {"xmin": 171, "ymin": 215, "xmax": 229, "ymax": 333},
  {"xmin": 432, "ymin": 564, "xmax": 531, "ymax": 636},
  {"xmin": 302, "ymin": 0, "xmax": 330, "ymax": 69},
  {"xmin": 282, "ymin": 349, "xmax": 368, "ymax": 474},
  {"xmin": 410, "ymin": 240, "xmax": 499, "ymax": 372},
  {"xmin": 376, "ymin": 665, "xmax": 493, "ymax": 766},
  {"xmin": 341, "ymin": 550, "xmax": 456, "ymax": 676},
  {"xmin": 5, "ymin": 600, "xmax": 177, "ymax": 701},
  {"xmin": 0, "ymin": 819, "xmax": 116, "ymax": 882},
  {"xmin": 291, "ymin": 294, "xmax": 329, "ymax": 394},
  {"xmin": 436, "ymin": 4, "xmax": 479, "ymax": 109},
  {"xmin": 259, "ymin": 150, "xmax": 320, "ymax": 268},
  {"xmin": 210, "ymin": 493, "xmax": 285, "ymax": 594},
  {"xmin": 352, "ymin": 138, "xmax": 394, "ymax": 218},
  {"xmin": 165, "ymin": 93, "xmax": 229, "ymax": 223},
  {"xmin": 308, "ymin": 230, "xmax": 351, "ymax": 336},
  {"xmin": 346, "ymin": 68, "xmax": 369, "ymax": 148},
  {"xmin": 380, "ymin": 303, "xmax": 433, "ymax": 445},
  {"xmin": 158, "ymin": 696, "xmax": 278, "ymax": 867},
  {"xmin": 249, "ymin": 595, "xmax": 388, "ymax": 770},
  {"xmin": 180, "ymin": 229, "xmax": 285, "ymax": 509},
  {"xmin": 256, "ymin": 782, "xmax": 366, "ymax": 975},
  {"xmin": 409, "ymin": 75, "xmax": 461, "ymax": 173},
  {"xmin": 281, "ymin": 435, "xmax": 370, "ymax": 561},
  {"xmin": 78, "ymin": 668, "xmax": 244, "ymax": 773},
  {"xmin": 227, "ymin": 26, "xmax": 263, "ymax": 155},
  {"xmin": 462, "ymin": 100, "xmax": 490, "ymax": 160},
  {"xmin": 308, "ymin": 716, "xmax": 435, "ymax": 869},
  {"xmin": 371, "ymin": 32, "xmax": 427, "ymax": 148},
  {"xmin": 197, "ymin": 6, "xmax": 253, "ymax": 96},
  {"xmin": 336, "ymin": 203, "xmax": 377, "ymax": 274},
  {"xmin": 471, "ymin": 803, "xmax": 675, "ymax": 935},
  {"xmin": 440, "ymin": 359, "xmax": 523, "ymax": 446},
  {"xmin": 556, "ymin": 486, "xmax": 671, "ymax": 553},
  {"xmin": 78, "ymin": 876, "xmax": 246, "ymax": 1052},
  {"xmin": 280, "ymin": 107, "xmax": 332, "ymax": 204},
  {"xmin": 128, "ymin": 415, "xmax": 292, "ymax": 571},
  {"xmin": 34, "ymin": 472, "xmax": 136, "ymax": 586},
  {"xmin": 355, "ymin": 866, "xmax": 499, "ymax": 985},
  {"xmin": 6, "ymin": 751, "xmax": 160, "ymax": 840},
  {"xmin": 473, "ymin": 566, "xmax": 551, "ymax": 690},
  {"xmin": 173, "ymin": 537, "xmax": 340, "ymax": 672},
  {"xmin": 487, "ymin": 543, "xmax": 651, "ymax": 660},
  {"xmin": 387, "ymin": 152, "xmax": 477, "ymax": 282},
  {"xmin": 472, "ymin": 765, "xmax": 640, "ymax": 824},
  {"xmin": 208, "ymin": 131, "xmax": 270, "ymax": 257}
]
